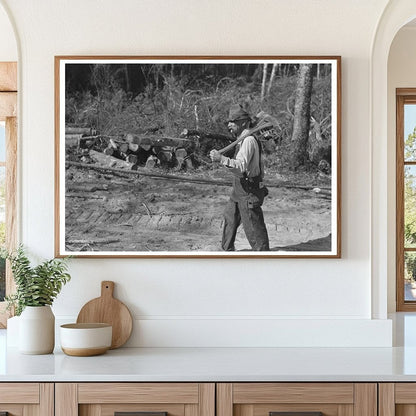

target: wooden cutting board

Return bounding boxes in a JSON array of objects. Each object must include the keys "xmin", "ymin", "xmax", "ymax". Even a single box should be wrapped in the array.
[{"xmin": 76, "ymin": 281, "xmax": 133, "ymax": 349}]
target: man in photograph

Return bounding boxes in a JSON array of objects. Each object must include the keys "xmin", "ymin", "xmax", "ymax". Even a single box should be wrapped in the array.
[{"xmin": 209, "ymin": 104, "xmax": 270, "ymax": 251}]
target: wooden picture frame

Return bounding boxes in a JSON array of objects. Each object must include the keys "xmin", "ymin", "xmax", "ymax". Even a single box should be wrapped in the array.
[
  {"xmin": 396, "ymin": 88, "xmax": 416, "ymax": 310},
  {"xmin": 55, "ymin": 56, "xmax": 341, "ymax": 258}
]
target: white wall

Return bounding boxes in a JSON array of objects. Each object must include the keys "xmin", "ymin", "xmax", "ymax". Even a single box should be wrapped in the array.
[
  {"xmin": 0, "ymin": 2, "xmax": 16, "ymax": 61},
  {"xmin": 0, "ymin": 0, "xmax": 394, "ymax": 347},
  {"xmin": 387, "ymin": 26, "xmax": 416, "ymax": 312}
]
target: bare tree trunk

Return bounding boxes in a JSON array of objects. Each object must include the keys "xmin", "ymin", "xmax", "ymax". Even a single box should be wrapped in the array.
[
  {"xmin": 261, "ymin": 64, "xmax": 268, "ymax": 102},
  {"xmin": 284, "ymin": 64, "xmax": 290, "ymax": 77},
  {"xmin": 155, "ymin": 65, "xmax": 160, "ymax": 90},
  {"xmin": 290, "ymin": 64, "xmax": 313, "ymax": 169},
  {"xmin": 267, "ymin": 63, "xmax": 277, "ymax": 97},
  {"xmin": 124, "ymin": 64, "xmax": 130, "ymax": 92},
  {"xmin": 194, "ymin": 105, "xmax": 199, "ymax": 130}
]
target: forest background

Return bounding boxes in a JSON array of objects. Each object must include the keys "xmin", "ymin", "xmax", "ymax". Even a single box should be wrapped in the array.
[{"xmin": 65, "ymin": 62, "xmax": 333, "ymax": 177}]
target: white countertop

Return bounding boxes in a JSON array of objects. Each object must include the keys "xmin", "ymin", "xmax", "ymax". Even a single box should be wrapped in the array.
[
  {"xmin": 2, "ymin": 313, "xmax": 416, "ymax": 382},
  {"xmin": 2, "ymin": 345, "xmax": 416, "ymax": 382}
]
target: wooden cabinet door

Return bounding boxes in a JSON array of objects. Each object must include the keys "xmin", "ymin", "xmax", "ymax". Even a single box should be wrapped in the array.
[
  {"xmin": 217, "ymin": 383, "xmax": 377, "ymax": 416},
  {"xmin": 379, "ymin": 383, "xmax": 416, "ymax": 416},
  {"xmin": 55, "ymin": 383, "xmax": 215, "ymax": 416},
  {"xmin": 0, "ymin": 383, "xmax": 53, "ymax": 416}
]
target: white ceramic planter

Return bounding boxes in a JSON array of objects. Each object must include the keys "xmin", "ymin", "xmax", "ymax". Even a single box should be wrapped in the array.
[
  {"xmin": 6, "ymin": 315, "xmax": 20, "ymax": 347},
  {"xmin": 19, "ymin": 306, "xmax": 55, "ymax": 354}
]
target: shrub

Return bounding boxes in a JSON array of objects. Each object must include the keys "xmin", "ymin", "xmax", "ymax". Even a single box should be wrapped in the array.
[{"xmin": 4, "ymin": 246, "xmax": 71, "ymax": 316}]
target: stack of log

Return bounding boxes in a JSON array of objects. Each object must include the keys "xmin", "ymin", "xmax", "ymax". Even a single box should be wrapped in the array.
[
  {"xmin": 76, "ymin": 132, "xmax": 198, "ymax": 171},
  {"xmin": 65, "ymin": 126, "xmax": 235, "ymax": 171},
  {"xmin": 65, "ymin": 126, "xmax": 118, "ymax": 165},
  {"xmin": 120, "ymin": 134, "xmax": 197, "ymax": 170}
]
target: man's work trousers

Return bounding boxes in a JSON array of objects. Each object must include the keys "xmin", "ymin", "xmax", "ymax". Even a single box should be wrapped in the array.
[{"xmin": 221, "ymin": 198, "xmax": 270, "ymax": 251}]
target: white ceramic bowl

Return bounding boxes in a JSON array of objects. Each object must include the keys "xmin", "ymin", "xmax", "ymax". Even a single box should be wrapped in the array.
[{"xmin": 60, "ymin": 323, "xmax": 112, "ymax": 356}]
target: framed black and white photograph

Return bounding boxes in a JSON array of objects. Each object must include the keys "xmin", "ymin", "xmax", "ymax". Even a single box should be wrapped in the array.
[{"xmin": 55, "ymin": 56, "xmax": 341, "ymax": 258}]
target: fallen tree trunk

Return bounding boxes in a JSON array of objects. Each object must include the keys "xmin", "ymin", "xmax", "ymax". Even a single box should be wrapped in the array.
[
  {"xmin": 65, "ymin": 134, "xmax": 84, "ymax": 147},
  {"xmin": 174, "ymin": 148, "xmax": 189, "ymax": 170},
  {"xmin": 67, "ymin": 183, "xmax": 109, "ymax": 192},
  {"xmin": 126, "ymin": 154, "xmax": 138, "ymax": 165},
  {"xmin": 89, "ymin": 149, "xmax": 138, "ymax": 170},
  {"xmin": 66, "ymin": 193, "xmax": 106, "ymax": 199},
  {"xmin": 180, "ymin": 129, "xmax": 231, "ymax": 143},
  {"xmin": 66, "ymin": 133, "xmax": 84, "ymax": 140},
  {"xmin": 145, "ymin": 155, "xmax": 159, "ymax": 169},
  {"xmin": 128, "ymin": 142, "xmax": 140, "ymax": 153},
  {"xmin": 119, "ymin": 142, "xmax": 129, "ymax": 154},
  {"xmin": 104, "ymin": 146, "xmax": 116, "ymax": 156},
  {"xmin": 78, "ymin": 135, "xmax": 101, "ymax": 149},
  {"xmin": 66, "ymin": 160, "xmax": 330, "ymax": 190},
  {"xmin": 126, "ymin": 133, "xmax": 194, "ymax": 148},
  {"xmin": 66, "ymin": 127, "xmax": 97, "ymax": 135},
  {"xmin": 67, "ymin": 238, "xmax": 120, "ymax": 244}
]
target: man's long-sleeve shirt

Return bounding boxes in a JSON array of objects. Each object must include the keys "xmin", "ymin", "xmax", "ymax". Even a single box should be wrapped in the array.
[{"xmin": 220, "ymin": 133, "xmax": 261, "ymax": 178}]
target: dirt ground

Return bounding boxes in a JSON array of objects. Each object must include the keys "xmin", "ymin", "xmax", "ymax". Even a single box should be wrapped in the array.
[{"xmin": 64, "ymin": 162, "xmax": 332, "ymax": 254}]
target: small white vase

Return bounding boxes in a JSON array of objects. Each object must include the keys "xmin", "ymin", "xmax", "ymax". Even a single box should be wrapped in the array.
[
  {"xmin": 6, "ymin": 315, "xmax": 20, "ymax": 347},
  {"xmin": 19, "ymin": 306, "xmax": 55, "ymax": 354}
]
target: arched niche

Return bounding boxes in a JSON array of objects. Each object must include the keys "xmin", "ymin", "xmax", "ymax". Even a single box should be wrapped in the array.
[{"xmin": 372, "ymin": 0, "xmax": 416, "ymax": 318}]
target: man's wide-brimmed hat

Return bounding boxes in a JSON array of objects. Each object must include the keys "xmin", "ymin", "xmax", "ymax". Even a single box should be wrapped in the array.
[{"xmin": 227, "ymin": 104, "xmax": 250, "ymax": 122}]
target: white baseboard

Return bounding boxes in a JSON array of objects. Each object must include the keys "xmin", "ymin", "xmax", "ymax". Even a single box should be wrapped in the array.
[{"xmin": 53, "ymin": 317, "xmax": 393, "ymax": 348}]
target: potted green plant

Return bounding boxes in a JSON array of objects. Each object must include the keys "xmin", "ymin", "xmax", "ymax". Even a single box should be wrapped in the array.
[{"xmin": 4, "ymin": 246, "xmax": 71, "ymax": 354}]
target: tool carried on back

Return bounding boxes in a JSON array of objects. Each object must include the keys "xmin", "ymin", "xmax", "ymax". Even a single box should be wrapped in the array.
[{"xmin": 217, "ymin": 119, "xmax": 275, "ymax": 156}]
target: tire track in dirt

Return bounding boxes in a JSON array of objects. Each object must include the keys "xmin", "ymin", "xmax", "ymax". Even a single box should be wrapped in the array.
[{"xmin": 64, "ymin": 166, "xmax": 332, "ymax": 252}]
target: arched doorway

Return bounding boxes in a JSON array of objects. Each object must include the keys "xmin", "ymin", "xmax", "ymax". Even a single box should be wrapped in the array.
[{"xmin": 371, "ymin": 0, "xmax": 416, "ymax": 318}]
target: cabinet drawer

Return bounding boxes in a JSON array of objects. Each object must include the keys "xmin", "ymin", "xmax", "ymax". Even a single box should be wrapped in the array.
[
  {"xmin": 379, "ymin": 383, "xmax": 416, "ymax": 415},
  {"xmin": 0, "ymin": 383, "xmax": 39, "ymax": 403},
  {"xmin": 78, "ymin": 383, "xmax": 200, "ymax": 403},
  {"xmin": 56, "ymin": 383, "xmax": 215, "ymax": 416},
  {"xmin": 0, "ymin": 383, "xmax": 53, "ymax": 416},
  {"xmin": 217, "ymin": 383, "xmax": 376, "ymax": 416}
]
